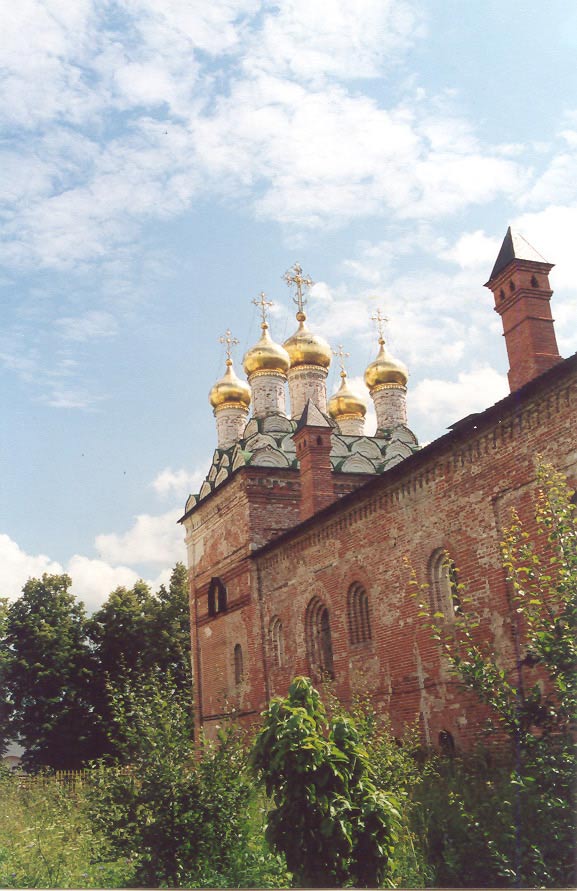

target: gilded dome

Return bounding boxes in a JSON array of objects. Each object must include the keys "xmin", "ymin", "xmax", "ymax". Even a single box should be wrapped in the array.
[
  {"xmin": 364, "ymin": 339, "xmax": 408, "ymax": 390},
  {"xmin": 209, "ymin": 360, "xmax": 251, "ymax": 410},
  {"xmin": 243, "ymin": 324, "xmax": 290, "ymax": 377},
  {"xmin": 283, "ymin": 313, "xmax": 332, "ymax": 369},
  {"xmin": 328, "ymin": 373, "xmax": 367, "ymax": 420}
]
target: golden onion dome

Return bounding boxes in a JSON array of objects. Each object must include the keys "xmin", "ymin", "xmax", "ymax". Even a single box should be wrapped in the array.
[
  {"xmin": 209, "ymin": 360, "xmax": 251, "ymax": 410},
  {"xmin": 283, "ymin": 312, "xmax": 332, "ymax": 369},
  {"xmin": 364, "ymin": 339, "xmax": 408, "ymax": 390},
  {"xmin": 243, "ymin": 324, "xmax": 290, "ymax": 377},
  {"xmin": 328, "ymin": 373, "xmax": 367, "ymax": 420}
]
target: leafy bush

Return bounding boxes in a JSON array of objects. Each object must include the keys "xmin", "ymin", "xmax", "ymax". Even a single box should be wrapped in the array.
[
  {"xmin": 87, "ymin": 671, "xmax": 288, "ymax": 888},
  {"xmin": 252, "ymin": 676, "xmax": 402, "ymax": 888}
]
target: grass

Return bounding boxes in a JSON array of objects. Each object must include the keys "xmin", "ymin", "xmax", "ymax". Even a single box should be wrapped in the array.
[{"xmin": 0, "ymin": 772, "xmax": 133, "ymax": 889}]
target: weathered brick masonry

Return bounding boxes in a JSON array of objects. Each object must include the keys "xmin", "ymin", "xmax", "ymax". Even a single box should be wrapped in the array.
[
  {"xmin": 181, "ymin": 237, "xmax": 576, "ymax": 747},
  {"xmin": 252, "ymin": 357, "xmax": 577, "ymax": 748}
]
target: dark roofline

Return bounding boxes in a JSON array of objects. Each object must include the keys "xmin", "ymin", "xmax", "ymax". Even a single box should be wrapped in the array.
[
  {"xmin": 488, "ymin": 226, "xmax": 552, "ymax": 282},
  {"xmin": 251, "ymin": 351, "xmax": 577, "ymax": 558}
]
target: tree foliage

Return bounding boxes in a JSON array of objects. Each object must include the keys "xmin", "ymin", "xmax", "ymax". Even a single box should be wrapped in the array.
[
  {"xmin": 251, "ymin": 676, "xmax": 401, "ymax": 888},
  {"xmin": 87, "ymin": 672, "xmax": 282, "ymax": 889},
  {"xmin": 0, "ymin": 563, "xmax": 192, "ymax": 770},
  {"xmin": 1, "ymin": 574, "xmax": 105, "ymax": 770}
]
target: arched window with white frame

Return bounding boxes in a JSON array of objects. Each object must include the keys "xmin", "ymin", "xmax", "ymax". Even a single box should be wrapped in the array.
[
  {"xmin": 269, "ymin": 616, "xmax": 284, "ymax": 668},
  {"xmin": 428, "ymin": 549, "xmax": 462, "ymax": 621},
  {"xmin": 305, "ymin": 597, "xmax": 334, "ymax": 680}
]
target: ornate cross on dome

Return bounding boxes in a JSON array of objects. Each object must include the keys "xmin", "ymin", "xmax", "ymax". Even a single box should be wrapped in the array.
[
  {"xmin": 219, "ymin": 328, "xmax": 239, "ymax": 363},
  {"xmin": 253, "ymin": 291, "xmax": 273, "ymax": 327},
  {"xmin": 333, "ymin": 344, "xmax": 350, "ymax": 377},
  {"xmin": 283, "ymin": 262, "xmax": 313, "ymax": 314},
  {"xmin": 371, "ymin": 308, "xmax": 389, "ymax": 343}
]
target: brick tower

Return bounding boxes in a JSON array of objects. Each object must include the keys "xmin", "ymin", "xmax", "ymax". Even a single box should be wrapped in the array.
[
  {"xmin": 293, "ymin": 400, "xmax": 336, "ymax": 520},
  {"xmin": 485, "ymin": 228, "xmax": 562, "ymax": 392}
]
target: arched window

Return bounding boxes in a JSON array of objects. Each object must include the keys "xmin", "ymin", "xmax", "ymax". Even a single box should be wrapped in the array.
[
  {"xmin": 208, "ymin": 577, "xmax": 227, "ymax": 617},
  {"xmin": 269, "ymin": 616, "xmax": 284, "ymax": 668},
  {"xmin": 305, "ymin": 597, "xmax": 334, "ymax": 679},
  {"xmin": 439, "ymin": 730, "xmax": 455, "ymax": 755},
  {"xmin": 234, "ymin": 643, "xmax": 243, "ymax": 685},
  {"xmin": 347, "ymin": 582, "xmax": 371, "ymax": 645},
  {"xmin": 429, "ymin": 550, "xmax": 461, "ymax": 620}
]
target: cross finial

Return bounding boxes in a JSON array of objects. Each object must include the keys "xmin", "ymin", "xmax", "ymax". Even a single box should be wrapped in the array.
[
  {"xmin": 283, "ymin": 262, "xmax": 313, "ymax": 317},
  {"xmin": 332, "ymin": 344, "xmax": 350, "ymax": 378},
  {"xmin": 252, "ymin": 291, "xmax": 273, "ymax": 328},
  {"xmin": 219, "ymin": 328, "xmax": 239, "ymax": 365},
  {"xmin": 371, "ymin": 308, "xmax": 389, "ymax": 344}
]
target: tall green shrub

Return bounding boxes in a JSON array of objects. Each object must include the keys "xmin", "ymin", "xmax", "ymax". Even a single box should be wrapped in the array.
[
  {"xmin": 87, "ymin": 671, "xmax": 280, "ymax": 888},
  {"xmin": 252, "ymin": 676, "xmax": 401, "ymax": 888}
]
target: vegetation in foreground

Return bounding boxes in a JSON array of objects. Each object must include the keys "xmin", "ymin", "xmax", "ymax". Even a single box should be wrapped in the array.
[{"xmin": 0, "ymin": 463, "xmax": 575, "ymax": 888}]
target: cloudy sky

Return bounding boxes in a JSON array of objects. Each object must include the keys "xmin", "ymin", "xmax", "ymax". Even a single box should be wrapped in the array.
[{"xmin": 2, "ymin": 0, "xmax": 577, "ymax": 611}]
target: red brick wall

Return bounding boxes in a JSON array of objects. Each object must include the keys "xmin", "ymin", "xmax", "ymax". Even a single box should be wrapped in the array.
[
  {"xmin": 253, "ymin": 361, "xmax": 577, "ymax": 749},
  {"xmin": 184, "ymin": 461, "xmax": 376, "ymax": 738},
  {"xmin": 186, "ymin": 359, "xmax": 576, "ymax": 747}
]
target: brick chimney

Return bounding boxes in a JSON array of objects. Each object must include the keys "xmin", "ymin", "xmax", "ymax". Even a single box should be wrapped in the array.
[
  {"xmin": 293, "ymin": 399, "xmax": 336, "ymax": 521},
  {"xmin": 485, "ymin": 227, "xmax": 562, "ymax": 392}
]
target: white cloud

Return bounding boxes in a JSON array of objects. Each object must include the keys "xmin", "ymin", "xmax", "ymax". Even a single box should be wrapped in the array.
[
  {"xmin": 95, "ymin": 508, "xmax": 184, "ymax": 565},
  {"xmin": 152, "ymin": 466, "xmax": 206, "ymax": 498},
  {"xmin": 66, "ymin": 555, "xmax": 145, "ymax": 613},
  {"xmin": 56, "ymin": 310, "xmax": 118, "ymax": 341},
  {"xmin": 0, "ymin": 528, "xmax": 183, "ymax": 612},
  {"xmin": 244, "ymin": 0, "xmax": 421, "ymax": 83},
  {"xmin": 409, "ymin": 367, "xmax": 508, "ymax": 430},
  {"xmin": 522, "ymin": 129, "xmax": 577, "ymax": 208},
  {"xmin": 442, "ymin": 229, "xmax": 500, "ymax": 270},
  {"xmin": 0, "ymin": 534, "xmax": 143, "ymax": 612},
  {"xmin": 0, "ymin": 0, "xmax": 535, "ymax": 277},
  {"xmin": 0, "ymin": 533, "xmax": 64, "ymax": 601},
  {"xmin": 46, "ymin": 386, "xmax": 104, "ymax": 410}
]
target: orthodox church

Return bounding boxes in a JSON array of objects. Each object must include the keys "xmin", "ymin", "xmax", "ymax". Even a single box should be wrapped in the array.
[{"xmin": 180, "ymin": 229, "xmax": 577, "ymax": 748}]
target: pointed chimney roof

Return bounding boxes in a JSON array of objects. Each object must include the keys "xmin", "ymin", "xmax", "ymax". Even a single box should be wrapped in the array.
[
  {"xmin": 295, "ymin": 399, "xmax": 335, "ymax": 432},
  {"xmin": 488, "ymin": 227, "xmax": 551, "ymax": 281}
]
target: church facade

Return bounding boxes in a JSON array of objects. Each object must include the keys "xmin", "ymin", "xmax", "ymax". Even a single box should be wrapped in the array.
[{"xmin": 180, "ymin": 230, "xmax": 577, "ymax": 749}]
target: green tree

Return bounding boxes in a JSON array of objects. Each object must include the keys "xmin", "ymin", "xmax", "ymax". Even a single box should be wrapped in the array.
[
  {"xmin": 151, "ymin": 562, "xmax": 192, "ymax": 691},
  {"xmin": 251, "ymin": 676, "xmax": 401, "ymax": 888},
  {"xmin": 88, "ymin": 580, "xmax": 157, "ymax": 678},
  {"xmin": 409, "ymin": 463, "xmax": 577, "ymax": 887},
  {"xmin": 88, "ymin": 672, "xmax": 265, "ymax": 888},
  {"xmin": 1, "ymin": 574, "xmax": 105, "ymax": 770},
  {"xmin": 0, "ymin": 597, "xmax": 10, "ymax": 758},
  {"xmin": 87, "ymin": 563, "xmax": 192, "ymax": 757}
]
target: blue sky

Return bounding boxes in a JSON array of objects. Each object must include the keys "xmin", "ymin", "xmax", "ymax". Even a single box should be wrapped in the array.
[{"xmin": 2, "ymin": 0, "xmax": 577, "ymax": 611}]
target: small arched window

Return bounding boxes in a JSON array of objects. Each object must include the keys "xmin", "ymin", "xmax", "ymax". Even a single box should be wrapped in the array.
[
  {"xmin": 439, "ymin": 729, "xmax": 455, "ymax": 755},
  {"xmin": 429, "ymin": 550, "xmax": 461, "ymax": 621},
  {"xmin": 269, "ymin": 616, "xmax": 284, "ymax": 668},
  {"xmin": 234, "ymin": 643, "xmax": 244, "ymax": 685},
  {"xmin": 305, "ymin": 597, "xmax": 334, "ymax": 679},
  {"xmin": 208, "ymin": 577, "xmax": 227, "ymax": 617},
  {"xmin": 347, "ymin": 583, "xmax": 371, "ymax": 645}
]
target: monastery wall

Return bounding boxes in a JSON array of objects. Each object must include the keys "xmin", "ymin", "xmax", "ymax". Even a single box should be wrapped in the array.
[
  {"xmin": 252, "ymin": 360, "xmax": 577, "ymax": 748},
  {"xmin": 186, "ymin": 464, "xmax": 378, "ymax": 735}
]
